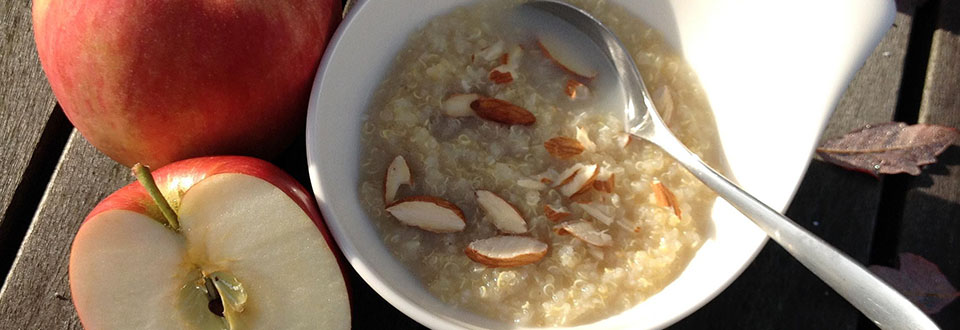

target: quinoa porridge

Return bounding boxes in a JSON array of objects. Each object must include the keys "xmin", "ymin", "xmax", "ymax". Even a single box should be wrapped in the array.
[{"xmin": 357, "ymin": 0, "xmax": 723, "ymax": 326}]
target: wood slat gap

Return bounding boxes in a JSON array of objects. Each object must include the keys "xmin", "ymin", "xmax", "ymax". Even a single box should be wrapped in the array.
[
  {"xmin": 892, "ymin": 0, "xmax": 940, "ymax": 124},
  {"xmin": 865, "ymin": 0, "xmax": 940, "ymax": 267},
  {"xmin": 866, "ymin": 175, "xmax": 910, "ymax": 268},
  {"xmin": 0, "ymin": 106, "xmax": 73, "ymax": 287}
]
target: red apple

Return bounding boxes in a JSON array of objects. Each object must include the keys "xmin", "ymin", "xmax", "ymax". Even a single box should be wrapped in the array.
[
  {"xmin": 32, "ymin": 0, "xmax": 341, "ymax": 167},
  {"xmin": 69, "ymin": 156, "xmax": 350, "ymax": 328}
]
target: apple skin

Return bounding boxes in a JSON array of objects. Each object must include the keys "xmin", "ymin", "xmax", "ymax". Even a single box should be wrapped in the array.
[
  {"xmin": 84, "ymin": 155, "xmax": 324, "ymax": 228},
  {"xmin": 82, "ymin": 156, "xmax": 339, "ymax": 259},
  {"xmin": 32, "ymin": 0, "xmax": 341, "ymax": 167}
]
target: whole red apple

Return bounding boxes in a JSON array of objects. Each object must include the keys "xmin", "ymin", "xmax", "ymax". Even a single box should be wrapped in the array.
[
  {"xmin": 69, "ymin": 156, "xmax": 350, "ymax": 328},
  {"xmin": 32, "ymin": 0, "xmax": 341, "ymax": 167}
]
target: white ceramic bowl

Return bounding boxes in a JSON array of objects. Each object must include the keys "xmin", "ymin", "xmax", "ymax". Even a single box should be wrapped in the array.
[{"xmin": 306, "ymin": 0, "xmax": 894, "ymax": 328}]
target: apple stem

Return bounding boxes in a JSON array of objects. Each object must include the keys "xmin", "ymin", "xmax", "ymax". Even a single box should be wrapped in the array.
[{"xmin": 132, "ymin": 163, "xmax": 180, "ymax": 231}]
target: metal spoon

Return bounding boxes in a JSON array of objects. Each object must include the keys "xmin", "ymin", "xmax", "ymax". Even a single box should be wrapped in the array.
[{"xmin": 522, "ymin": 1, "xmax": 937, "ymax": 329}]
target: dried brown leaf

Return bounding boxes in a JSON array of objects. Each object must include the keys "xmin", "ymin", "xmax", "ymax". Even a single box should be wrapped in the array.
[
  {"xmin": 869, "ymin": 253, "xmax": 959, "ymax": 314},
  {"xmin": 816, "ymin": 122, "xmax": 959, "ymax": 177}
]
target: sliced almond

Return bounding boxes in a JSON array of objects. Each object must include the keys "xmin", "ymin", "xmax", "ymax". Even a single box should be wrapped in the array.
[
  {"xmin": 595, "ymin": 166, "xmax": 613, "ymax": 181},
  {"xmin": 576, "ymin": 202, "xmax": 614, "ymax": 225},
  {"xmin": 564, "ymin": 79, "xmax": 591, "ymax": 101},
  {"xmin": 544, "ymin": 136, "xmax": 585, "ymax": 159},
  {"xmin": 383, "ymin": 155, "xmax": 411, "ymax": 203},
  {"xmin": 651, "ymin": 178, "xmax": 682, "ymax": 217},
  {"xmin": 476, "ymin": 40, "xmax": 505, "ymax": 62},
  {"xmin": 537, "ymin": 37, "xmax": 598, "ymax": 80},
  {"xmin": 593, "ymin": 167, "xmax": 614, "ymax": 193},
  {"xmin": 470, "ymin": 97, "xmax": 536, "ymax": 126},
  {"xmin": 544, "ymin": 204, "xmax": 571, "ymax": 222},
  {"xmin": 488, "ymin": 68, "xmax": 514, "ymax": 84},
  {"xmin": 552, "ymin": 163, "xmax": 584, "ymax": 188},
  {"xmin": 442, "ymin": 93, "xmax": 480, "ymax": 117},
  {"xmin": 465, "ymin": 236, "xmax": 548, "ymax": 268},
  {"xmin": 476, "ymin": 190, "xmax": 528, "ymax": 234},
  {"xmin": 559, "ymin": 164, "xmax": 598, "ymax": 197},
  {"xmin": 616, "ymin": 133, "xmax": 634, "ymax": 148},
  {"xmin": 569, "ymin": 189, "xmax": 594, "ymax": 203},
  {"xmin": 555, "ymin": 221, "xmax": 612, "ymax": 247},
  {"xmin": 488, "ymin": 45, "xmax": 523, "ymax": 85},
  {"xmin": 575, "ymin": 126, "xmax": 596, "ymax": 151},
  {"xmin": 385, "ymin": 196, "xmax": 466, "ymax": 233},
  {"xmin": 517, "ymin": 178, "xmax": 548, "ymax": 190},
  {"xmin": 593, "ymin": 173, "xmax": 615, "ymax": 194}
]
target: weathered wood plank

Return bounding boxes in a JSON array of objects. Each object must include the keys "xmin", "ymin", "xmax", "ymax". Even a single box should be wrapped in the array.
[
  {"xmin": 0, "ymin": 1, "xmax": 57, "ymax": 199},
  {"xmin": 894, "ymin": 0, "xmax": 960, "ymax": 327},
  {"xmin": 673, "ymin": 9, "xmax": 914, "ymax": 329},
  {"xmin": 0, "ymin": 132, "xmax": 128, "ymax": 330},
  {"xmin": 0, "ymin": 0, "xmax": 69, "ymax": 278}
]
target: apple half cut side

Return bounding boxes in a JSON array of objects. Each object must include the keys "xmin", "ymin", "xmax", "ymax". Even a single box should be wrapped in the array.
[{"xmin": 68, "ymin": 156, "xmax": 350, "ymax": 329}]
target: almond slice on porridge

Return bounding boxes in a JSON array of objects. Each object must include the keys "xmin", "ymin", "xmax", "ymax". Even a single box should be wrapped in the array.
[
  {"xmin": 616, "ymin": 133, "xmax": 633, "ymax": 148},
  {"xmin": 559, "ymin": 163, "xmax": 598, "ymax": 197},
  {"xmin": 465, "ymin": 235, "xmax": 548, "ymax": 268},
  {"xmin": 489, "ymin": 44, "xmax": 523, "ymax": 85},
  {"xmin": 385, "ymin": 196, "xmax": 466, "ymax": 233},
  {"xmin": 564, "ymin": 79, "xmax": 591, "ymax": 101},
  {"xmin": 651, "ymin": 178, "xmax": 682, "ymax": 218},
  {"xmin": 593, "ymin": 173, "xmax": 615, "ymax": 193},
  {"xmin": 476, "ymin": 190, "xmax": 528, "ymax": 234},
  {"xmin": 442, "ymin": 93, "xmax": 480, "ymax": 117},
  {"xmin": 383, "ymin": 155, "xmax": 412, "ymax": 203},
  {"xmin": 470, "ymin": 97, "xmax": 536, "ymax": 125},
  {"xmin": 593, "ymin": 168, "xmax": 614, "ymax": 193},
  {"xmin": 544, "ymin": 136, "xmax": 585, "ymax": 159},
  {"xmin": 575, "ymin": 126, "xmax": 596, "ymax": 151},
  {"xmin": 555, "ymin": 221, "xmax": 612, "ymax": 247},
  {"xmin": 543, "ymin": 204, "xmax": 571, "ymax": 222},
  {"xmin": 552, "ymin": 163, "xmax": 584, "ymax": 188}
]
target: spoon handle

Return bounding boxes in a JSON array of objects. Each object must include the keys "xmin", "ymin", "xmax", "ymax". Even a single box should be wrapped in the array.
[{"xmin": 648, "ymin": 132, "xmax": 938, "ymax": 330}]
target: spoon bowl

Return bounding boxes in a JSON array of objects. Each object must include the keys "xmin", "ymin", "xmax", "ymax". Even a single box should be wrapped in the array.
[{"xmin": 522, "ymin": 1, "xmax": 937, "ymax": 329}]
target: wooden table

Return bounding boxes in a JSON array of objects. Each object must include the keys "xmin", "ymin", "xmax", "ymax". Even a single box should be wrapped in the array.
[{"xmin": 2, "ymin": 1, "xmax": 957, "ymax": 329}]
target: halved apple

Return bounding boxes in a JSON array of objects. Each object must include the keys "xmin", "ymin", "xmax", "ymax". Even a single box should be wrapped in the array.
[{"xmin": 69, "ymin": 156, "xmax": 350, "ymax": 329}]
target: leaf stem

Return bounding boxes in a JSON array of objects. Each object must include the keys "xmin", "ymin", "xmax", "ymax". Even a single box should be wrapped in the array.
[{"xmin": 132, "ymin": 163, "xmax": 180, "ymax": 231}]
